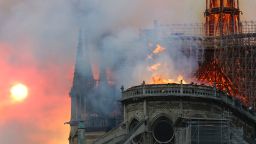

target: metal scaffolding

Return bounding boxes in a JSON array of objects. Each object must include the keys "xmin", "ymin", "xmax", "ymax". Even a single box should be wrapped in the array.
[
  {"xmin": 207, "ymin": 32, "xmax": 256, "ymax": 106},
  {"xmin": 140, "ymin": 20, "xmax": 256, "ymax": 107},
  {"xmin": 175, "ymin": 116, "xmax": 248, "ymax": 144}
]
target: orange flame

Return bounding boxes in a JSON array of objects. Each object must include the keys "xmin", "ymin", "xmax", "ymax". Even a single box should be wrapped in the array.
[
  {"xmin": 207, "ymin": 0, "xmax": 239, "ymax": 35},
  {"xmin": 150, "ymin": 74, "xmax": 187, "ymax": 84},
  {"xmin": 147, "ymin": 44, "xmax": 188, "ymax": 84},
  {"xmin": 153, "ymin": 44, "xmax": 166, "ymax": 54},
  {"xmin": 148, "ymin": 63, "xmax": 161, "ymax": 72},
  {"xmin": 106, "ymin": 68, "xmax": 115, "ymax": 85},
  {"xmin": 196, "ymin": 60, "xmax": 249, "ymax": 105},
  {"xmin": 91, "ymin": 63, "xmax": 100, "ymax": 86}
]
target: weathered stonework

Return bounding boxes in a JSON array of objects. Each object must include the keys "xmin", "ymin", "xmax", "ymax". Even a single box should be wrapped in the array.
[{"xmin": 94, "ymin": 83, "xmax": 256, "ymax": 144}]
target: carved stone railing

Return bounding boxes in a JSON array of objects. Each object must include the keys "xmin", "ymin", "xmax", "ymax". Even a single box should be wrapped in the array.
[{"xmin": 122, "ymin": 83, "xmax": 256, "ymax": 122}]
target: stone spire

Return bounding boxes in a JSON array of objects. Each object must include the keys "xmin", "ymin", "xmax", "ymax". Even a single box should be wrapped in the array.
[{"xmin": 70, "ymin": 29, "xmax": 95, "ymax": 121}]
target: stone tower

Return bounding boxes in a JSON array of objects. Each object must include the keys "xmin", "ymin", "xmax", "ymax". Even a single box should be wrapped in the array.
[{"xmin": 68, "ymin": 30, "xmax": 121, "ymax": 144}]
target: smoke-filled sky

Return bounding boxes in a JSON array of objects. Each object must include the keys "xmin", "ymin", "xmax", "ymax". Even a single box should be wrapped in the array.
[{"xmin": 0, "ymin": 0, "xmax": 255, "ymax": 144}]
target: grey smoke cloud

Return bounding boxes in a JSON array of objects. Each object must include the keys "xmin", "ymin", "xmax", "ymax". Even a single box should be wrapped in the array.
[
  {"xmin": 74, "ymin": 0, "xmax": 204, "ymax": 87},
  {"xmin": 72, "ymin": 0, "xmax": 204, "ymax": 117}
]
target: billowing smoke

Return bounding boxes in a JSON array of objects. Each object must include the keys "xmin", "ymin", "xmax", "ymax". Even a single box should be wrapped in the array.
[
  {"xmin": 0, "ymin": 0, "xmax": 255, "ymax": 144},
  {"xmin": 73, "ymin": 0, "xmax": 203, "ymax": 116},
  {"xmin": 72, "ymin": 0, "xmax": 256, "ymax": 115}
]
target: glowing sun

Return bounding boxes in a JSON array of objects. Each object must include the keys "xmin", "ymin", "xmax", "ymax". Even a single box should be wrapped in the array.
[{"xmin": 10, "ymin": 83, "xmax": 29, "ymax": 102}]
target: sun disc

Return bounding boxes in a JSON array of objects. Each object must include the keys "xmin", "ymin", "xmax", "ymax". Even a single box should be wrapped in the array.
[{"xmin": 10, "ymin": 83, "xmax": 28, "ymax": 102}]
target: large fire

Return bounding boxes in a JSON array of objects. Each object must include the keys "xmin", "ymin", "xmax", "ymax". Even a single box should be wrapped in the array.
[
  {"xmin": 150, "ymin": 74, "xmax": 187, "ymax": 84},
  {"xmin": 147, "ymin": 44, "xmax": 188, "ymax": 84},
  {"xmin": 203, "ymin": 0, "xmax": 248, "ymax": 105},
  {"xmin": 196, "ymin": 60, "xmax": 248, "ymax": 105}
]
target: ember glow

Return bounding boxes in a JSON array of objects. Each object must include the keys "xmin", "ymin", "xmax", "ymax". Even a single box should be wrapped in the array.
[
  {"xmin": 106, "ymin": 68, "xmax": 115, "ymax": 85},
  {"xmin": 92, "ymin": 63, "xmax": 100, "ymax": 86}
]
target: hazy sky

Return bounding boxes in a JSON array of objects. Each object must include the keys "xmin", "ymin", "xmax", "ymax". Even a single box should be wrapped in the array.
[{"xmin": 0, "ymin": 0, "xmax": 255, "ymax": 144}]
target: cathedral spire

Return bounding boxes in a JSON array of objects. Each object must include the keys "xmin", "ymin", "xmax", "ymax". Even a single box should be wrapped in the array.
[{"xmin": 70, "ymin": 28, "xmax": 94, "ymax": 121}]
